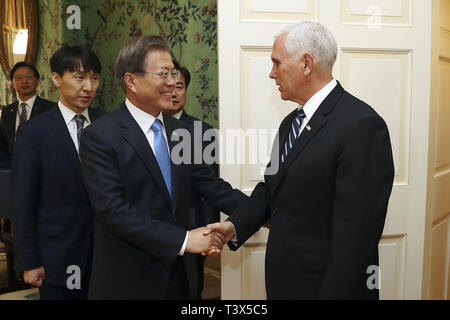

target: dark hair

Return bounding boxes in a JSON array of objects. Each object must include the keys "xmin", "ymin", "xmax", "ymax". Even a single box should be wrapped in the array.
[
  {"xmin": 10, "ymin": 62, "xmax": 40, "ymax": 80},
  {"xmin": 172, "ymin": 59, "xmax": 191, "ymax": 89},
  {"xmin": 115, "ymin": 35, "xmax": 170, "ymax": 89},
  {"xmin": 50, "ymin": 44, "xmax": 101, "ymax": 76}
]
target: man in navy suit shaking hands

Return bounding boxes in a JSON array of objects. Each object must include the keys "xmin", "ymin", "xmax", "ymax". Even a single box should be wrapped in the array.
[{"xmin": 79, "ymin": 35, "xmax": 247, "ymax": 299}]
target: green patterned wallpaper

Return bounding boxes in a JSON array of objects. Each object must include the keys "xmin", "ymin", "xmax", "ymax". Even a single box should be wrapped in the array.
[{"xmin": 1, "ymin": 0, "xmax": 219, "ymax": 127}]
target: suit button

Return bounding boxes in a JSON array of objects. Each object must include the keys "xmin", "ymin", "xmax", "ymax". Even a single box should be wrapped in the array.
[{"xmin": 272, "ymin": 208, "xmax": 278, "ymax": 215}]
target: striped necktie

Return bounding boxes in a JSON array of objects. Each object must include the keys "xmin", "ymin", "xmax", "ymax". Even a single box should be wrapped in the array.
[
  {"xmin": 73, "ymin": 114, "xmax": 86, "ymax": 151},
  {"xmin": 281, "ymin": 108, "xmax": 306, "ymax": 164},
  {"xmin": 18, "ymin": 102, "xmax": 28, "ymax": 125}
]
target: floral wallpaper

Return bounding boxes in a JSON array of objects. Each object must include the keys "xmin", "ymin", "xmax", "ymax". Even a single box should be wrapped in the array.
[{"xmin": 1, "ymin": 0, "xmax": 219, "ymax": 127}]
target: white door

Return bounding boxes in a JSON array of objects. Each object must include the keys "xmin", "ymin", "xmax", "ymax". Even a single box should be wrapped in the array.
[{"xmin": 218, "ymin": 0, "xmax": 432, "ymax": 300}]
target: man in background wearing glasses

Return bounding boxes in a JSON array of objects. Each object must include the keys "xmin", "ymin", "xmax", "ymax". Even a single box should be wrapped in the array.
[
  {"xmin": 0, "ymin": 62, "xmax": 53, "ymax": 169},
  {"xmin": 79, "ymin": 35, "xmax": 247, "ymax": 299}
]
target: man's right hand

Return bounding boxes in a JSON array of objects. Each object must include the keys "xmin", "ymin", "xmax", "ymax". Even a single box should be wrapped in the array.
[
  {"xmin": 204, "ymin": 221, "xmax": 236, "ymax": 245},
  {"xmin": 185, "ymin": 227, "xmax": 225, "ymax": 255},
  {"xmin": 23, "ymin": 266, "xmax": 46, "ymax": 287}
]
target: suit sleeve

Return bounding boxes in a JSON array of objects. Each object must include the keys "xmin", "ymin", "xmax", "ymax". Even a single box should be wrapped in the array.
[
  {"xmin": 319, "ymin": 114, "xmax": 394, "ymax": 299},
  {"xmin": 190, "ymin": 162, "xmax": 248, "ymax": 218},
  {"xmin": 79, "ymin": 126, "xmax": 187, "ymax": 266},
  {"xmin": 12, "ymin": 123, "xmax": 43, "ymax": 271},
  {"xmin": 226, "ymin": 181, "xmax": 271, "ymax": 250}
]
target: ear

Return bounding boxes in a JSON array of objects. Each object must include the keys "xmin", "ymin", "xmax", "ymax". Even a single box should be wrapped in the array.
[
  {"xmin": 302, "ymin": 53, "xmax": 314, "ymax": 76},
  {"xmin": 124, "ymin": 72, "xmax": 137, "ymax": 93},
  {"xmin": 52, "ymin": 72, "xmax": 61, "ymax": 88}
]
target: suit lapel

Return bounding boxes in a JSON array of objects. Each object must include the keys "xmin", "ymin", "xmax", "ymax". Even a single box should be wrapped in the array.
[
  {"xmin": 48, "ymin": 106, "xmax": 83, "ymax": 178},
  {"xmin": 117, "ymin": 105, "xmax": 172, "ymax": 207},
  {"xmin": 3, "ymin": 102, "xmax": 19, "ymax": 153},
  {"xmin": 30, "ymin": 96, "xmax": 43, "ymax": 118},
  {"xmin": 267, "ymin": 82, "xmax": 345, "ymax": 191}
]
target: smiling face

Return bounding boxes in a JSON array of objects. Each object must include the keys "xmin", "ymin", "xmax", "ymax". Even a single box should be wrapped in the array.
[
  {"xmin": 269, "ymin": 34, "xmax": 307, "ymax": 105},
  {"xmin": 52, "ymin": 66, "xmax": 99, "ymax": 114},
  {"xmin": 12, "ymin": 66, "xmax": 39, "ymax": 101},
  {"xmin": 130, "ymin": 50, "xmax": 176, "ymax": 116}
]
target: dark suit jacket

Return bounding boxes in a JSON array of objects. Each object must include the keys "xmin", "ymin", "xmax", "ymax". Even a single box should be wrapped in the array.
[
  {"xmin": 179, "ymin": 111, "xmax": 220, "ymax": 299},
  {"xmin": 228, "ymin": 82, "xmax": 395, "ymax": 299},
  {"xmin": 12, "ymin": 105, "xmax": 102, "ymax": 286},
  {"xmin": 79, "ymin": 104, "xmax": 247, "ymax": 299},
  {"xmin": 179, "ymin": 111, "xmax": 219, "ymax": 227},
  {"xmin": 0, "ymin": 96, "xmax": 54, "ymax": 169}
]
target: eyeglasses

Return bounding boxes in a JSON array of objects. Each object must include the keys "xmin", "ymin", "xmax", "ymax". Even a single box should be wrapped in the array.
[
  {"xmin": 14, "ymin": 74, "xmax": 35, "ymax": 81},
  {"xmin": 140, "ymin": 70, "xmax": 180, "ymax": 82}
]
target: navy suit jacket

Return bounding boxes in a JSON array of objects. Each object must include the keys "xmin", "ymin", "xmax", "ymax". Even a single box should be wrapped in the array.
[
  {"xmin": 0, "ymin": 96, "xmax": 54, "ymax": 169},
  {"xmin": 80, "ymin": 104, "xmax": 247, "ymax": 299},
  {"xmin": 228, "ymin": 82, "xmax": 395, "ymax": 299},
  {"xmin": 12, "ymin": 105, "xmax": 102, "ymax": 286}
]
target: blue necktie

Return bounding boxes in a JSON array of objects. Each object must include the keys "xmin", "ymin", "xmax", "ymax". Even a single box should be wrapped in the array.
[
  {"xmin": 281, "ymin": 108, "xmax": 306, "ymax": 164},
  {"xmin": 151, "ymin": 119, "xmax": 172, "ymax": 197}
]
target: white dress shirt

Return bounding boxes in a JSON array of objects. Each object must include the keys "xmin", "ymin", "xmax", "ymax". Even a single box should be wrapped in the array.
[
  {"xmin": 15, "ymin": 94, "xmax": 37, "ymax": 132},
  {"xmin": 58, "ymin": 100, "xmax": 91, "ymax": 153},
  {"xmin": 172, "ymin": 109, "xmax": 183, "ymax": 120},
  {"xmin": 125, "ymin": 98, "xmax": 189, "ymax": 256},
  {"xmin": 296, "ymin": 78, "xmax": 337, "ymax": 135}
]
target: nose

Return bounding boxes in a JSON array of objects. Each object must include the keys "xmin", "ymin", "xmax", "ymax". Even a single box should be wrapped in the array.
[
  {"xmin": 83, "ymin": 79, "xmax": 93, "ymax": 92},
  {"xmin": 269, "ymin": 66, "xmax": 277, "ymax": 79},
  {"xmin": 165, "ymin": 77, "xmax": 176, "ymax": 87}
]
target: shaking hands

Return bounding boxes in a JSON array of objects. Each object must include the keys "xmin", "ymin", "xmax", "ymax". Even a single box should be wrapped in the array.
[{"xmin": 185, "ymin": 221, "xmax": 236, "ymax": 256}]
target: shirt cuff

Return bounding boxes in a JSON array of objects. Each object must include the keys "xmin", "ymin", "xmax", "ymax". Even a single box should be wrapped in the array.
[
  {"xmin": 229, "ymin": 222, "xmax": 238, "ymax": 245},
  {"xmin": 178, "ymin": 231, "xmax": 189, "ymax": 256}
]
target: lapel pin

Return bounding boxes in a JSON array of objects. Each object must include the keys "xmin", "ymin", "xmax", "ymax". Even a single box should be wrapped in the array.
[{"xmin": 306, "ymin": 125, "xmax": 311, "ymax": 131}]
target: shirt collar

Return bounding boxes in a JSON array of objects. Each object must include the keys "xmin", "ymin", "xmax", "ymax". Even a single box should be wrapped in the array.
[
  {"xmin": 172, "ymin": 109, "xmax": 183, "ymax": 120},
  {"xmin": 299, "ymin": 78, "xmax": 337, "ymax": 120},
  {"xmin": 18, "ymin": 95, "xmax": 37, "ymax": 108},
  {"xmin": 125, "ymin": 98, "xmax": 165, "ymax": 133},
  {"xmin": 58, "ymin": 100, "xmax": 91, "ymax": 126}
]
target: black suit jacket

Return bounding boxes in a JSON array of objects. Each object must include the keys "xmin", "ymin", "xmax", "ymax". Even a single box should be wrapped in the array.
[
  {"xmin": 178, "ymin": 111, "xmax": 220, "ymax": 299},
  {"xmin": 13, "ymin": 105, "xmax": 102, "ymax": 286},
  {"xmin": 79, "ymin": 104, "xmax": 247, "ymax": 299},
  {"xmin": 0, "ymin": 96, "xmax": 54, "ymax": 169},
  {"xmin": 179, "ymin": 111, "xmax": 219, "ymax": 227},
  {"xmin": 228, "ymin": 82, "xmax": 395, "ymax": 299}
]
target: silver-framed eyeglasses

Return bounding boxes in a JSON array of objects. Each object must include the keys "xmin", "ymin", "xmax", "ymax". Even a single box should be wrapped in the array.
[
  {"xmin": 142, "ymin": 70, "xmax": 180, "ymax": 81},
  {"xmin": 14, "ymin": 74, "xmax": 35, "ymax": 81}
]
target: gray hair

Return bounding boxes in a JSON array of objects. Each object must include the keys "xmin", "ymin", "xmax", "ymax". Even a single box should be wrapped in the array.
[
  {"xmin": 115, "ymin": 35, "xmax": 170, "ymax": 89},
  {"xmin": 277, "ymin": 21, "xmax": 337, "ymax": 71}
]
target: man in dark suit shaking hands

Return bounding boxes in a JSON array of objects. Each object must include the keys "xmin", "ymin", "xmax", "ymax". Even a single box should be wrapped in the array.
[
  {"xmin": 206, "ymin": 21, "xmax": 395, "ymax": 299},
  {"xmin": 0, "ymin": 62, "xmax": 53, "ymax": 169},
  {"xmin": 13, "ymin": 45, "xmax": 102, "ymax": 299},
  {"xmin": 79, "ymin": 35, "xmax": 246, "ymax": 299}
]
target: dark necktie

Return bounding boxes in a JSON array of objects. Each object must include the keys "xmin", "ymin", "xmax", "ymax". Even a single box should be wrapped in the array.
[
  {"xmin": 18, "ymin": 102, "xmax": 28, "ymax": 126},
  {"xmin": 150, "ymin": 118, "xmax": 172, "ymax": 197},
  {"xmin": 73, "ymin": 114, "xmax": 86, "ymax": 151},
  {"xmin": 281, "ymin": 108, "xmax": 306, "ymax": 164}
]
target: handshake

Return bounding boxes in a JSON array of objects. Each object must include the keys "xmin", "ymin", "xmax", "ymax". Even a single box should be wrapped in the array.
[{"xmin": 185, "ymin": 221, "xmax": 236, "ymax": 256}]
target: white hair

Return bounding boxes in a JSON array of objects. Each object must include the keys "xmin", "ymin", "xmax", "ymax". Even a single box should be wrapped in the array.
[{"xmin": 277, "ymin": 21, "xmax": 337, "ymax": 71}]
